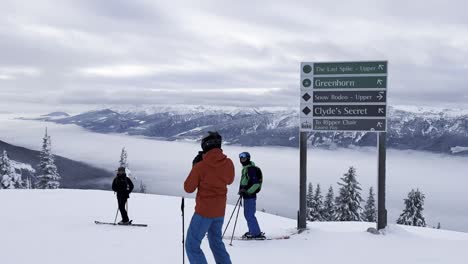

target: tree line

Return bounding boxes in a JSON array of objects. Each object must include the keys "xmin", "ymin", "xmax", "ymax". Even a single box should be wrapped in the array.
[
  {"xmin": 0, "ymin": 129, "xmax": 147, "ymax": 193},
  {"xmin": 1, "ymin": 128, "xmax": 60, "ymax": 189},
  {"xmin": 307, "ymin": 166, "xmax": 428, "ymax": 227}
]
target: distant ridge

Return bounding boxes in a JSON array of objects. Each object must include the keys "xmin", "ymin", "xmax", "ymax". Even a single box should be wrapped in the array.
[{"xmin": 30, "ymin": 104, "xmax": 468, "ymax": 155}]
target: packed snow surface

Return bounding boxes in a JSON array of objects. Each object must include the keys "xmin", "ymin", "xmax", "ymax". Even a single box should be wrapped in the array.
[{"xmin": 2, "ymin": 189, "xmax": 467, "ymax": 264}]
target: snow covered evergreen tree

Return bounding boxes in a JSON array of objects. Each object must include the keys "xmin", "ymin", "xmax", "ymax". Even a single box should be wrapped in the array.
[
  {"xmin": 334, "ymin": 166, "xmax": 363, "ymax": 221},
  {"xmin": 36, "ymin": 128, "xmax": 61, "ymax": 189},
  {"xmin": 118, "ymin": 147, "xmax": 136, "ymax": 180},
  {"xmin": 119, "ymin": 147, "xmax": 128, "ymax": 168},
  {"xmin": 12, "ymin": 170, "xmax": 24, "ymax": 189},
  {"xmin": 309, "ymin": 184, "xmax": 323, "ymax": 221},
  {"xmin": 139, "ymin": 180, "xmax": 147, "ymax": 193},
  {"xmin": 306, "ymin": 182, "xmax": 314, "ymax": 208},
  {"xmin": 397, "ymin": 189, "xmax": 427, "ymax": 227},
  {"xmin": 25, "ymin": 176, "xmax": 33, "ymax": 189},
  {"xmin": 361, "ymin": 187, "xmax": 376, "ymax": 222},
  {"xmin": 0, "ymin": 152, "xmax": 29, "ymax": 189},
  {"xmin": 0, "ymin": 150, "xmax": 15, "ymax": 189},
  {"xmin": 306, "ymin": 182, "xmax": 313, "ymax": 218},
  {"xmin": 322, "ymin": 185, "xmax": 335, "ymax": 221}
]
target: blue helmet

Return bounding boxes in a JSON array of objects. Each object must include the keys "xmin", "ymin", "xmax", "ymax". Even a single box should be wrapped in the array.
[{"xmin": 239, "ymin": 152, "xmax": 250, "ymax": 159}]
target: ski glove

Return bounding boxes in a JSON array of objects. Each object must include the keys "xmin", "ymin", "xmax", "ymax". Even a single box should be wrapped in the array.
[
  {"xmin": 238, "ymin": 188, "xmax": 247, "ymax": 195},
  {"xmin": 192, "ymin": 151, "xmax": 204, "ymax": 166}
]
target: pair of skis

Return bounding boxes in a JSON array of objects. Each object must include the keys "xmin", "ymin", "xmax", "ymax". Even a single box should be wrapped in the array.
[
  {"xmin": 94, "ymin": 220, "xmax": 148, "ymax": 227},
  {"xmin": 226, "ymin": 234, "xmax": 291, "ymax": 241},
  {"xmin": 95, "ymin": 197, "xmax": 148, "ymax": 227}
]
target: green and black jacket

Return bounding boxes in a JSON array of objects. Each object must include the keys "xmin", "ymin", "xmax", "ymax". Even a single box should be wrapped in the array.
[{"xmin": 239, "ymin": 161, "xmax": 263, "ymax": 199}]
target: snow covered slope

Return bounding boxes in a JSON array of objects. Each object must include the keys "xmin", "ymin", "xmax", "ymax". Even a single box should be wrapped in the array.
[{"xmin": 2, "ymin": 189, "xmax": 467, "ymax": 264}]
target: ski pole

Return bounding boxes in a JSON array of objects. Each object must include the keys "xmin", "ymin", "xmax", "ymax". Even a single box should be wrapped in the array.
[
  {"xmin": 229, "ymin": 197, "xmax": 242, "ymax": 246},
  {"xmin": 114, "ymin": 207, "xmax": 119, "ymax": 225},
  {"xmin": 181, "ymin": 197, "xmax": 185, "ymax": 264},
  {"xmin": 114, "ymin": 192, "xmax": 120, "ymax": 224},
  {"xmin": 222, "ymin": 196, "xmax": 242, "ymax": 238}
]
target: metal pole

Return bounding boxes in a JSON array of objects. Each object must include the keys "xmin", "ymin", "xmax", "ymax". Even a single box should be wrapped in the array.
[
  {"xmin": 298, "ymin": 131, "xmax": 307, "ymax": 230},
  {"xmin": 114, "ymin": 207, "xmax": 119, "ymax": 225},
  {"xmin": 181, "ymin": 197, "xmax": 185, "ymax": 264},
  {"xmin": 377, "ymin": 132, "xmax": 387, "ymax": 230},
  {"xmin": 114, "ymin": 193, "xmax": 120, "ymax": 224},
  {"xmin": 223, "ymin": 196, "xmax": 242, "ymax": 238},
  {"xmin": 229, "ymin": 197, "xmax": 243, "ymax": 246}
]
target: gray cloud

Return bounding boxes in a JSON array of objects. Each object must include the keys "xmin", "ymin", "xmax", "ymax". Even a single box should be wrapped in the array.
[{"xmin": 1, "ymin": 0, "xmax": 467, "ymax": 112}]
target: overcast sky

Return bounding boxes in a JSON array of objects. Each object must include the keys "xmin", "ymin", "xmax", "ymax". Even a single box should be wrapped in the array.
[{"xmin": 1, "ymin": 0, "xmax": 467, "ymax": 113}]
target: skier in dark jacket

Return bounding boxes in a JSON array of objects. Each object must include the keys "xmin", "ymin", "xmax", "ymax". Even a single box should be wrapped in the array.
[
  {"xmin": 238, "ymin": 152, "xmax": 265, "ymax": 239},
  {"xmin": 112, "ymin": 167, "xmax": 134, "ymax": 225}
]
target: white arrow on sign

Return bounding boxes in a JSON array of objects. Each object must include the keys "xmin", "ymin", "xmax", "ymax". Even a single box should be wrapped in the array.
[
  {"xmin": 377, "ymin": 92, "xmax": 384, "ymax": 100},
  {"xmin": 378, "ymin": 108, "xmax": 385, "ymax": 114},
  {"xmin": 377, "ymin": 79, "xmax": 383, "ymax": 85},
  {"xmin": 377, "ymin": 122, "xmax": 383, "ymax": 127},
  {"xmin": 378, "ymin": 64, "xmax": 384, "ymax": 70}
]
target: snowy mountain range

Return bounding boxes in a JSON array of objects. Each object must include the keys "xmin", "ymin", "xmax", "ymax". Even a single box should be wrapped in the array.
[{"xmin": 34, "ymin": 105, "xmax": 468, "ymax": 155}]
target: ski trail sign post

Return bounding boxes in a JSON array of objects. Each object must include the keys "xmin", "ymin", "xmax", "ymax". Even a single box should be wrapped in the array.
[{"xmin": 298, "ymin": 61, "xmax": 388, "ymax": 231}]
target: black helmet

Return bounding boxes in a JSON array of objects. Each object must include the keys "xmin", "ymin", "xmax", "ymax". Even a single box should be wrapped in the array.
[
  {"xmin": 117, "ymin": 167, "xmax": 126, "ymax": 173},
  {"xmin": 201, "ymin": 131, "xmax": 222, "ymax": 152}
]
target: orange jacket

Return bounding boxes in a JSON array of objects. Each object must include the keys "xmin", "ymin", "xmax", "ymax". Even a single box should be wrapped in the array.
[{"xmin": 184, "ymin": 148, "xmax": 235, "ymax": 218}]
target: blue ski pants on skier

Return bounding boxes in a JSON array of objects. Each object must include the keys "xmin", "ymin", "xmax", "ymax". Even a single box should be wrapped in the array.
[
  {"xmin": 186, "ymin": 213, "xmax": 232, "ymax": 264},
  {"xmin": 243, "ymin": 197, "xmax": 261, "ymax": 236}
]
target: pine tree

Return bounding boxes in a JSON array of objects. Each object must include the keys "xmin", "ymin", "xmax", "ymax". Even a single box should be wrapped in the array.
[
  {"xmin": 361, "ymin": 187, "xmax": 376, "ymax": 222},
  {"xmin": 36, "ymin": 128, "xmax": 61, "ymax": 189},
  {"xmin": 396, "ymin": 189, "xmax": 427, "ymax": 227},
  {"xmin": 0, "ymin": 150, "xmax": 15, "ymax": 189},
  {"xmin": 306, "ymin": 182, "xmax": 313, "ymax": 220},
  {"xmin": 307, "ymin": 182, "xmax": 313, "ymax": 205},
  {"xmin": 322, "ymin": 185, "xmax": 335, "ymax": 221},
  {"xmin": 309, "ymin": 184, "xmax": 323, "ymax": 221},
  {"xmin": 25, "ymin": 176, "xmax": 32, "ymax": 189},
  {"xmin": 119, "ymin": 147, "xmax": 128, "ymax": 168},
  {"xmin": 334, "ymin": 166, "xmax": 363, "ymax": 221},
  {"xmin": 12, "ymin": 170, "xmax": 24, "ymax": 189},
  {"xmin": 139, "ymin": 180, "xmax": 147, "ymax": 193},
  {"xmin": 119, "ymin": 147, "xmax": 136, "ymax": 180},
  {"xmin": 0, "ymin": 152, "xmax": 26, "ymax": 189}
]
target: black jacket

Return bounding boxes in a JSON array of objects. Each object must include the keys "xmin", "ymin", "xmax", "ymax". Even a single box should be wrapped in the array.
[{"xmin": 112, "ymin": 174, "xmax": 134, "ymax": 198}]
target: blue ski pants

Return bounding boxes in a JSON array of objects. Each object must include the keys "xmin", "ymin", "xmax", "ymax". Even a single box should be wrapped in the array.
[
  {"xmin": 243, "ymin": 197, "xmax": 261, "ymax": 236},
  {"xmin": 186, "ymin": 213, "xmax": 231, "ymax": 264}
]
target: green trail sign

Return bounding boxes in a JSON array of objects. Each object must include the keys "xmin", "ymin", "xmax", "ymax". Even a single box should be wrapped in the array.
[
  {"xmin": 311, "ymin": 118, "xmax": 386, "ymax": 132},
  {"xmin": 300, "ymin": 60, "xmax": 387, "ymax": 132},
  {"xmin": 312, "ymin": 105, "xmax": 386, "ymax": 117},
  {"xmin": 311, "ymin": 76, "xmax": 387, "ymax": 89},
  {"xmin": 312, "ymin": 90, "xmax": 386, "ymax": 103},
  {"xmin": 299, "ymin": 60, "xmax": 389, "ymax": 233},
  {"xmin": 307, "ymin": 61, "xmax": 387, "ymax": 75}
]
